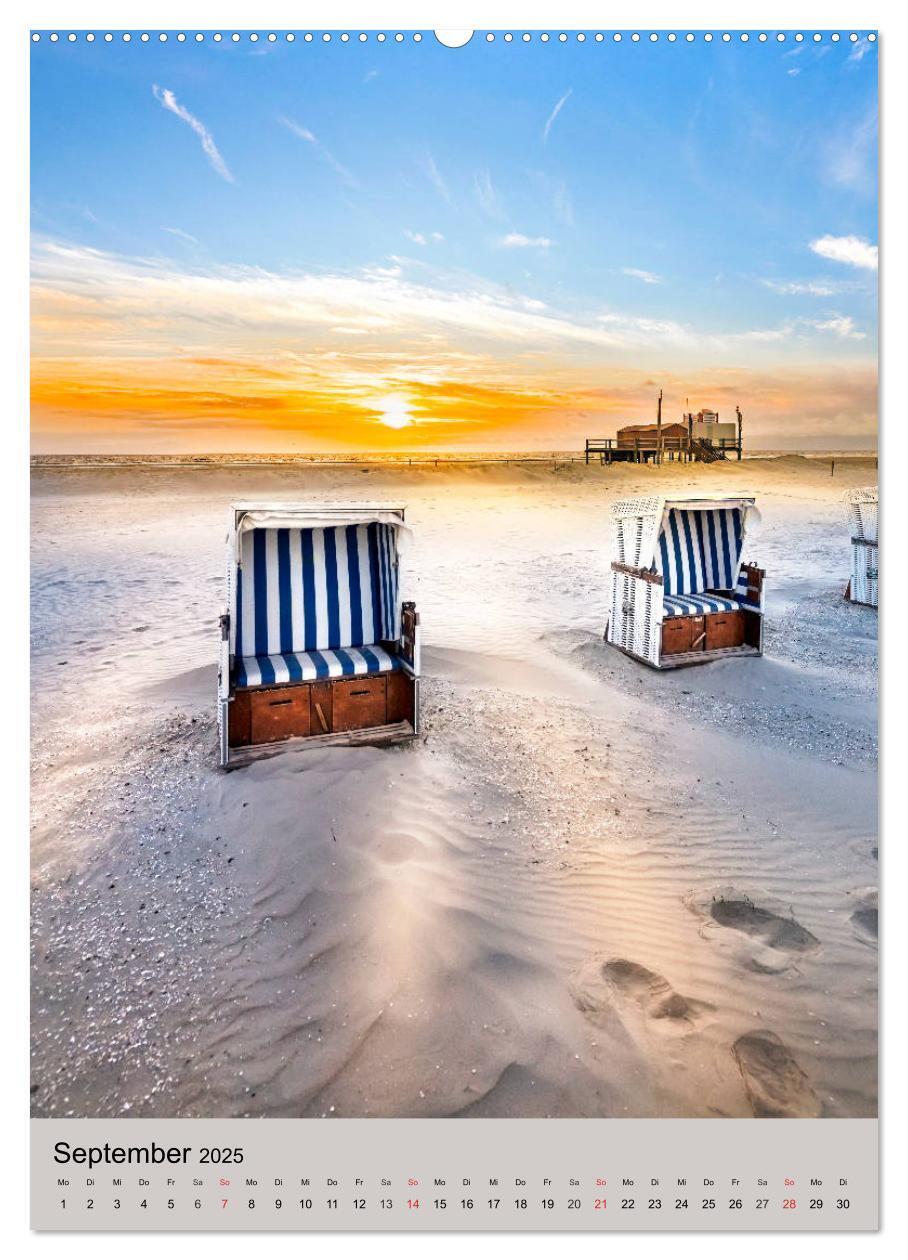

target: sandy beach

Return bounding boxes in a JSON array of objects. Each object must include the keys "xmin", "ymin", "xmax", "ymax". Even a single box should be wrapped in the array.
[{"xmin": 30, "ymin": 454, "xmax": 877, "ymax": 1120}]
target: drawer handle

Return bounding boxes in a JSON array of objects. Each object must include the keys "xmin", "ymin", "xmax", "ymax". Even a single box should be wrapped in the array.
[
  {"xmin": 269, "ymin": 698, "xmax": 292, "ymax": 707},
  {"xmin": 350, "ymin": 688, "xmax": 371, "ymax": 697}
]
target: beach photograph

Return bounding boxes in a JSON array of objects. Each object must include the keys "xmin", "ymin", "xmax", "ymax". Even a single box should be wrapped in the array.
[{"xmin": 30, "ymin": 31, "xmax": 878, "ymax": 1121}]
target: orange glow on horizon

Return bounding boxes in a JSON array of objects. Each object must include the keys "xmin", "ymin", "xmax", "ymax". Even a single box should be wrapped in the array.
[
  {"xmin": 29, "ymin": 241, "xmax": 878, "ymax": 453},
  {"xmin": 31, "ymin": 350, "xmax": 878, "ymax": 454}
]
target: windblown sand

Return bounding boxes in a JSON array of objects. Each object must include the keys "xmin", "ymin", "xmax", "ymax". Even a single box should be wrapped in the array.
[{"xmin": 30, "ymin": 456, "xmax": 877, "ymax": 1119}]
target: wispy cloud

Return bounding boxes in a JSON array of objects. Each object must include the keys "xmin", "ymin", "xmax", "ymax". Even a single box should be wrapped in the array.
[
  {"xmin": 474, "ymin": 170, "xmax": 504, "ymax": 220},
  {"xmin": 849, "ymin": 38, "xmax": 875, "ymax": 63},
  {"xmin": 808, "ymin": 315, "xmax": 865, "ymax": 340},
  {"xmin": 543, "ymin": 89, "xmax": 572, "ymax": 144},
  {"xmin": 810, "ymin": 234, "xmax": 878, "ymax": 271},
  {"xmin": 528, "ymin": 171, "xmax": 574, "ymax": 227},
  {"xmin": 553, "ymin": 180, "xmax": 573, "ymax": 227},
  {"xmin": 31, "ymin": 240, "xmax": 874, "ymax": 386},
  {"xmin": 823, "ymin": 109, "xmax": 877, "ymax": 193},
  {"xmin": 597, "ymin": 313, "xmax": 690, "ymax": 343},
  {"xmin": 152, "ymin": 86, "xmax": 233, "ymax": 183},
  {"xmin": 279, "ymin": 116, "xmax": 358, "ymax": 187},
  {"xmin": 162, "ymin": 226, "xmax": 199, "ymax": 245},
  {"xmin": 404, "ymin": 230, "xmax": 444, "ymax": 245},
  {"xmin": 623, "ymin": 267, "xmax": 662, "ymax": 285},
  {"xmin": 421, "ymin": 152, "xmax": 452, "ymax": 206},
  {"xmin": 498, "ymin": 233, "xmax": 552, "ymax": 250},
  {"xmin": 762, "ymin": 278, "xmax": 841, "ymax": 296},
  {"xmin": 596, "ymin": 308, "xmax": 868, "ymax": 348}
]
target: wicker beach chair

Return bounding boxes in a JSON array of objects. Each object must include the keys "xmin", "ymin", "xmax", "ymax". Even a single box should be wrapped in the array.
[
  {"xmin": 606, "ymin": 496, "xmax": 764, "ymax": 668},
  {"xmin": 218, "ymin": 503, "xmax": 420, "ymax": 766},
  {"xmin": 843, "ymin": 487, "xmax": 878, "ymax": 609}
]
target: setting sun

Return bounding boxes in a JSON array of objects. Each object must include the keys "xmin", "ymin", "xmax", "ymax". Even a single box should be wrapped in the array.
[{"xmin": 373, "ymin": 393, "xmax": 416, "ymax": 430}]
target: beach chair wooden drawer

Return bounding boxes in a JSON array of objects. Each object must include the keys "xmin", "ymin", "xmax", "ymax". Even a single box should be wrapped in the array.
[
  {"xmin": 705, "ymin": 609, "xmax": 745, "ymax": 650},
  {"xmin": 228, "ymin": 690, "xmax": 252, "ymax": 746},
  {"xmin": 309, "ymin": 681, "xmax": 334, "ymax": 736},
  {"xmin": 386, "ymin": 671, "xmax": 415, "ymax": 724},
  {"xmin": 249, "ymin": 686, "xmax": 311, "ymax": 744},
  {"xmin": 332, "ymin": 675, "xmax": 388, "ymax": 732},
  {"xmin": 661, "ymin": 615, "xmax": 705, "ymax": 656}
]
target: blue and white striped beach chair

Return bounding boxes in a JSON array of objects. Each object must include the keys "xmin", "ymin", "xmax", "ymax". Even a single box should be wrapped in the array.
[
  {"xmin": 219, "ymin": 504, "xmax": 419, "ymax": 765},
  {"xmin": 607, "ymin": 496, "xmax": 764, "ymax": 668}
]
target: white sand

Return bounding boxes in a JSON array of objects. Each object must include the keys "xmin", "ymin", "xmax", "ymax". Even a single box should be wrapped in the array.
[{"xmin": 30, "ymin": 455, "xmax": 877, "ymax": 1119}]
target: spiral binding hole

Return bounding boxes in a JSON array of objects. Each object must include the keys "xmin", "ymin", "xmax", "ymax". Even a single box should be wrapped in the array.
[{"xmin": 27, "ymin": 29, "xmax": 875, "ymax": 48}]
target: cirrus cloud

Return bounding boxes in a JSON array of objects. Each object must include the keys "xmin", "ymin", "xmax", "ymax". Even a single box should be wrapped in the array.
[
  {"xmin": 152, "ymin": 86, "xmax": 233, "ymax": 183},
  {"xmin": 623, "ymin": 268, "xmax": 662, "ymax": 285},
  {"xmin": 543, "ymin": 89, "xmax": 572, "ymax": 144},
  {"xmin": 498, "ymin": 233, "xmax": 552, "ymax": 250}
]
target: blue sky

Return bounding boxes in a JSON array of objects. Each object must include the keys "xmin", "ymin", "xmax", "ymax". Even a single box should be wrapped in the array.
[{"xmin": 30, "ymin": 32, "xmax": 879, "ymax": 451}]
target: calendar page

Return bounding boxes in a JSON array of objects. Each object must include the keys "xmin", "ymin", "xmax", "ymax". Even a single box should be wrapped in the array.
[{"xmin": 28, "ymin": 19, "xmax": 879, "ymax": 1235}]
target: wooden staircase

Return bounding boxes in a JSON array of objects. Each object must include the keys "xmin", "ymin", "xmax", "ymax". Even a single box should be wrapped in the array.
[{"xmin": 690, "ymin": 438, "xmax": 725, "ymax": 463}]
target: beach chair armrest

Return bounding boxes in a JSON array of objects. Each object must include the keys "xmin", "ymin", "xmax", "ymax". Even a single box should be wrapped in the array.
[
  {"xmin": 610, "ymin": 561, "xmax": 663, "ymax": 585},
  {"xmin": 740, "ymin": 562, "xmax": 765, "ymax": 599},
  {"xmin": 399, "ymin": 601, "xmax": 420, "ymax": 672}
]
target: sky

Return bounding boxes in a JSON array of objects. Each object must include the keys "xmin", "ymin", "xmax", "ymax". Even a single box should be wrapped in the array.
[{"xmin": 30, "ymin": 31, "xmax": 879, "ymax": 453}]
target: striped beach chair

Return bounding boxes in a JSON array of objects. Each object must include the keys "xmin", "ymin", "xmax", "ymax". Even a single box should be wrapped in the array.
[
  {"xmin": 607, "ymin": 496, "xmax": 765, "ymax": 668},
  {"xmin": 843, "ymin": 487, "xmax": 878, "ymax": 609},
  {"xmin": 219, "ymin": 504, "xmax": 419, "ymax": 765}
]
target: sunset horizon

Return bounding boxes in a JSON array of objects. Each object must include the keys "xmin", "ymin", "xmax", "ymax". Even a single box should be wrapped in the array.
[{"xmin": 31, "ymin": 32, "xmax": 877, "ymax": 454}]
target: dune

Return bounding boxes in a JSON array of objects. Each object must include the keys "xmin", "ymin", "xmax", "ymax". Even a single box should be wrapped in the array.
[{"xmin": 30, "ymin": 455, "xmax": 877, "ymax": 1119}]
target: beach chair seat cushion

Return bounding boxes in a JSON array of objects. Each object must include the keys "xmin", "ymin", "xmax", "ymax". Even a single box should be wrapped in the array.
[
  {"xmin": 662, "ymin": 591, "xmax": 740, "ymax": 618},
  {"xmin": 236, "ymin": 644, "xmax": 402, "ymax": 689}
]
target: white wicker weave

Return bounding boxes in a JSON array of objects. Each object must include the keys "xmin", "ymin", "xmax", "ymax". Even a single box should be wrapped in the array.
[
  {"xmin": 844, "ymin": 487, "xmax": 878, "ymax": 607},
  {"xmin": 844, "ymin": 486, "xmax": 878, "ymax": 542},
  {"xmin": 612, "ymin": 497, "xmax": 664, "ymax": 572},
  {"xmin": 607, "ymin": 499, "xmax": 665, "ymax": 665},
  {"xmin": 217, "ymin": 508, "xmax": 234, "ymax": 765}
]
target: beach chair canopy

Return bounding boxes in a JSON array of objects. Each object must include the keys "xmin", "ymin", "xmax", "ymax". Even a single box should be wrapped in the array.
[
  {"xmin": 655, "ymin": 504, "xmax": 746, "ymax": 595},
  {"xmin": 844, "ymin": 486, "xmax": 878, "ymax": 544},
  {"xmin": 612, "ymin": 495, "xmax": 757, "ymax": 600},
  {"xmin": 229, "ymin": 503, "xmax": 407, "ymax": 687}
]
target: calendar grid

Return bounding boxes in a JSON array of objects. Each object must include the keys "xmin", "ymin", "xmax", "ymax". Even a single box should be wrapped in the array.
[{"xmin": 32, "ymin": 1118, "xmax": 878, "ymax": 1232}]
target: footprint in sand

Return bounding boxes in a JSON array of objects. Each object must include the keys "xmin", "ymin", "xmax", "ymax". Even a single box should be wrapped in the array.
[
  {"xmin": 571, "ymin": 957, "xmax": 710, "ymax": 1035},
  {"xmin": 709, "ymin": 898, "xmax": 819, "ymax": 952},
  {"xmin": 848, "ymin": 888, "xmax": 878, "ymax": 944},
  {"xmin": 732, "ymin": 1030, "xmax": 822, "ymax": 1118},
  {"xmin": 689, "ymin": 891, "xmax": 819, "ymax": 973}
]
